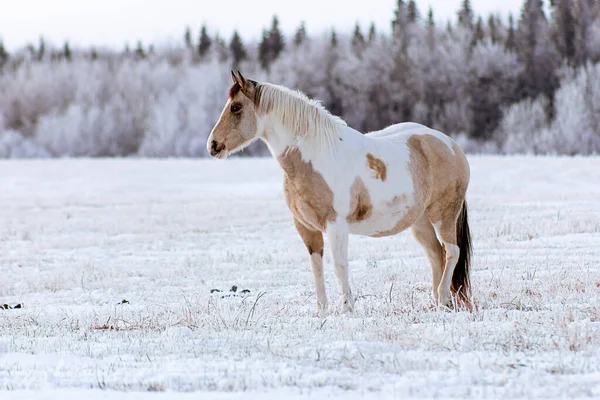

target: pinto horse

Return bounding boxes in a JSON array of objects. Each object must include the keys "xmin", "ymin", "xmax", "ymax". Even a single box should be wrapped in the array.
[{"xmin": 208, "ymin": 71, "xmax": 473, "ymax": 313}]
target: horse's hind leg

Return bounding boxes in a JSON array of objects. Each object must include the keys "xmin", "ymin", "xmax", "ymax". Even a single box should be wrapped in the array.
[
  {"xmin": 428, "ymin": 198, "xmax": 464, "ymax": 307},
  {"xmin": 411, "ymin": 215, "xmax": 444, "ymax": 303},
  {"xmin": 293, "ymin": 219, "xmax": 328, "ymax": 312}
]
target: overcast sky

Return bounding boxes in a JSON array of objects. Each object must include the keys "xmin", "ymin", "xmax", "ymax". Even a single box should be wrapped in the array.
[{"xmin": 0, "ymin": 0, "xmax": 526, "ymax": 51}]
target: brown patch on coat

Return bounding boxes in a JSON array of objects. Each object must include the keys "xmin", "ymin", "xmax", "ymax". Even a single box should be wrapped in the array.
[
  {"xmin": 366, "ymin": 153, "xmax": 387, "ymax": 181},
  {"xmin": 387, "ymin": 194, "xmax": 408, "ymax": 208},
  {"xmin": 405, "ymin": 135, "xmax": 470, "ymax": 244},
  {"xmin": 280, "ymin": 147, "xmax": 337, "ymax": 232},
  {"xmin": 293, "ymin": 218, "xmax": 324, "ymax": 257},
  {"xmin": 372, "ymin": 135, "xmax": 469, "ymax": 238},
  {"xmin": 347, "ymin": 177, "xmax": 372, "ymax": 223}
]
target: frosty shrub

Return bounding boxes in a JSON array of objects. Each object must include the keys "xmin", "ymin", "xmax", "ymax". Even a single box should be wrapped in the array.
[
  {"xmin": 2, "ymin": 0, "xmax": 600, "ymax": 158},
  {"xmin": 548, "ymin": 63, "xmax": 600, "ymax": 155},
  {"xmin": 0, "ymin": 130, "xmax": 51, "ymax": 158},
  {"xmin": 499, "ymin": 95, "xmax": 551, "ymax": 154}
]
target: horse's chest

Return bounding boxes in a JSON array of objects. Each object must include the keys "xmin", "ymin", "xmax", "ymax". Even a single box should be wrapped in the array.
[{"xmin": 283, "ymin": 175, "xmax": 336, "ymax": 232}]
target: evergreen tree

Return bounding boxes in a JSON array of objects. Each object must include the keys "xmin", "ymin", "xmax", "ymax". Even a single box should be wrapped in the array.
[
  {"xmin": 516, "ymin": 0, "xmax": 559, "ymax": 111},
  {"xmin": 391, "ymin": 0, "xmax": 407, "ymax": 36},
  {"xmin": 505, "ymin": 14, "xmax": 516, "ymax": 52},
  {"xmin": 37, "ymin": 36, "xmax": 46, "ymax": 61},
  {"xmin": 551, "ymin": 0, "xmax": 576, "ymax": 65},
  {"xmin": 268, "ymin": 15, "xmax": 285, "ymax": 59},
  {"xmin": 294, "ymin": 21, "xmax": 307, "ymax": 46},
  {"xmin": 0, "ymin": 38, "xmax": 9, "ymax": 67},
  {"xmin": 471, "ymin": 16, "xmax": 485, "ymax": 47},
  {"xmin": 368, "ymin": 22, "xmax": 377, "ymax": 42},
  {"xmin": 135, "ymin": 40, "xmax": 145, "ymax": 59},
  {"xmin": 488, "ymin": 15, "xmax": 499, "ymax": 44},
  {"xmin": 258, "ymin": 15, "xmax": 285, "ymax": 71},
  {"xmin": 184, "ymin": 26, "xmax": 192, "ymax": 49},
  {"xmin": 458, "ymin": 0, "xmax": 474, "ymax": 28},
  {"xmin": 63, "ymin": 41, "xmax": 72, "ymax": 61},
  {"xmin": 258, "ymin": 29, "xmax": 271, "ymax": 70},
  {"xmin": 352, "ymin": 22, "xmax": 366, "ymax": 54},
  {"xmin": 574, "ymin": 0, "xmax": 595, "ymax": 65},
  {"xmin": 426, "ymin": 7, "xmax": 436, "ymax": 48},
  {"xmin": 229, "ymin": 30, "xmax": 247, "ymax": 69},
  {"xmin": 427, "ymin": 7, "xmax": 435, "ymax": 26},
  {"xmin": 215, "ymin": 34, "xmax": 229, "ymax": 63},
  {"xmin": 330, "ymin": 28, "xmax": 338, "ymax": 48},
  {"xmin": 198, "ymin": 25, "xmax": 212, "ymax": 58},
  {"xmin": 407, "ymin": 0, "xmax": 419, "ymax": 23}
]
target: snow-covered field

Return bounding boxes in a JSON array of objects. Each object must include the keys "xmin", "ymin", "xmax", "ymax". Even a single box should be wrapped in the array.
[{"xmin": 1, "ymin": 155, "xmax": 600, "ymax": 399}]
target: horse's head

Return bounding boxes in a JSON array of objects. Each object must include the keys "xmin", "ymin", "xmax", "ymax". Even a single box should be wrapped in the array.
[{"xmin": 207, "ymin": 71, "xmax": 263, "ymax": 159}]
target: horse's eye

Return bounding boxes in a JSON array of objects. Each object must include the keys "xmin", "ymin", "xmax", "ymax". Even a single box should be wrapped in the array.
[{"xmin": 231, "ymin": 104, "xmax": 242, "ymax": 113}]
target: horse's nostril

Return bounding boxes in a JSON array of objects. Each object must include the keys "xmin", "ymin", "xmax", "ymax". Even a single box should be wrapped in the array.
[{"xmin": 211, "ymin": 140, "xmax": 218, "ymax": 152}]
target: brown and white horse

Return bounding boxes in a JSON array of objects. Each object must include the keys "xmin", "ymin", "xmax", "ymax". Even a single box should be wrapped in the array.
[{"xmin": 208, "ymin": 71, "xmax": 473, "ymax": 313}]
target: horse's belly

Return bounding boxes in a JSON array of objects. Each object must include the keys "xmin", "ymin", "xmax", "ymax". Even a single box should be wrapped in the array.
[{"xmin": 348, "ymin": 200, "xmax": 422, "ymax": 237}]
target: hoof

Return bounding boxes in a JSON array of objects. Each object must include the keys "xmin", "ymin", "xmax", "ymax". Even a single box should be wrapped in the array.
[
  {"xmin": 338, "ymin": 293, "xmax": 355, "ymax": 313},
  {"xmin": 316, "ymin": 300, "xmax": 328, "ymax": 313}
]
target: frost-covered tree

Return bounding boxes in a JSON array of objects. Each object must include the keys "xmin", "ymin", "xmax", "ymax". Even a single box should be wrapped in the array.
[{"xmin": 1, "ymin": 0, "xmax": 600, "ymax": 158}]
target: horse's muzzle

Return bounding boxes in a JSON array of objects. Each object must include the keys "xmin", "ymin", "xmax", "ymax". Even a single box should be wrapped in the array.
[{"xmin": 210, "ymin": 140, "xmax": 226, "ymax": 157}]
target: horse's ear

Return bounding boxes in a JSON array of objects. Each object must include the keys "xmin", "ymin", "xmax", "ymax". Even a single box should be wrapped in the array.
[
  {"xmin": 236, "ymin": 70, "xmax": 248, "ymax": 88},
  {"xmin": 230, "ymin": 70, "xmax": 238, "ymax": 84},
  {"xmin": 235, "ymin": 71, "xmax": 257, "ymax": 100}
]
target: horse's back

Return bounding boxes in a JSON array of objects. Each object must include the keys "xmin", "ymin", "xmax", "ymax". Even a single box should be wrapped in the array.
[
  {"xmin": 367, "ymin": 122, "xmax": 457, "ymax": 153},
  {"xmin": 362, "ymin": 121, "xmax": 470, "ymax": 207}
]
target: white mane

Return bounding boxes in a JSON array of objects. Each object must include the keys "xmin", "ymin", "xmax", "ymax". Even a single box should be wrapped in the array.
[{"xmin": 255, "ymin": 82, "xmax": 347, "ymax": 151}]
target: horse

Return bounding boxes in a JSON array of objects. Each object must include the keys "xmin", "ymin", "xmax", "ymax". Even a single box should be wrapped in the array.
[{"xmin": 207, "ymin": 70, "xmax": 473, "ymax": 313}]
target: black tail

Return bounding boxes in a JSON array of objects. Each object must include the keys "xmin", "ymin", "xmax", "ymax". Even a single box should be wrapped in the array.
[{"xmin": 452, "ymin": 200, "xmax": 472, "ymax": 304}]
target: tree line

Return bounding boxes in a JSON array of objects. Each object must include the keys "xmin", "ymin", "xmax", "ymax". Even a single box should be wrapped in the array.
[{"xmin": 1, "ymin": 0, "xmax": 599, "ymax": 158}]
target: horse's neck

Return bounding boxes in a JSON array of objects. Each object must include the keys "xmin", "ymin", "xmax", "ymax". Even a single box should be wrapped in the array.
[
  {"xmin": 262, "ymin": 115, "xmax": 364, "ymax": 175},
  {"xmin": 261, "ymin": 117, "xmax": 296, "ymax": 158}
]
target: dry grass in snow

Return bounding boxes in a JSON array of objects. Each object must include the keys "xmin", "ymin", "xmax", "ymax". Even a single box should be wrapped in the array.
[{"xmin": 1, "ymin": 155, "xmax": 600, "ymax": 398}]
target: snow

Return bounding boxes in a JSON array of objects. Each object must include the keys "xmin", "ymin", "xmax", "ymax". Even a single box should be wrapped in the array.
[{"xmin": 1, "ymin": 155, "xmax": 600, "ymax": 398}]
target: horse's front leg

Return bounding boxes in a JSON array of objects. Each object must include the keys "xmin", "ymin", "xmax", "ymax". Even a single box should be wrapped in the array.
[
  {"xmin": 326, "ymin": 222, "xmax": 354, "ymax": 313},
  {"xmin": 293, "ymin": 219, "xmax": 328, "ymax": 312}
]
